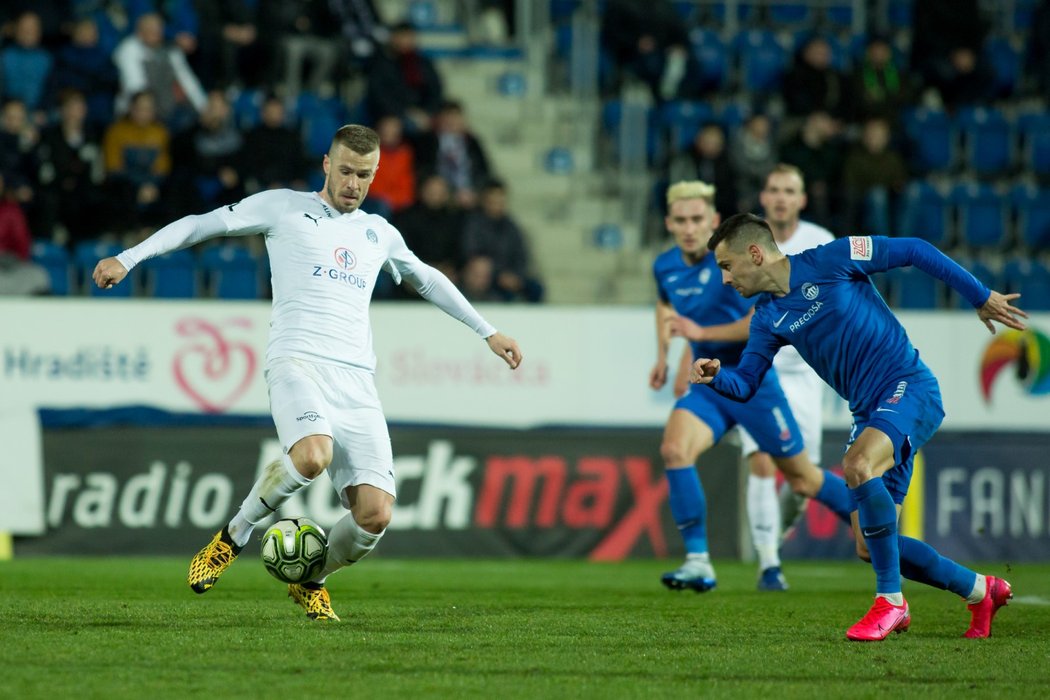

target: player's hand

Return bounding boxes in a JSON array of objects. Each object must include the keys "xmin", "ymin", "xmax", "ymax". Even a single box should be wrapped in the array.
[
  {"xmin": 667, "ymin": 315, "xmax": 705, "ymax": 341},
  {"xmin": 649, "ymin": 361, "xmax": 667, "ymax": 390},
  {"xmin": 978, "ymin": 291, "xmax": 1028, "ymax": 334},
  {"xmin": 689, "ymin": 358, "xmax": 720, "ymax": 384},
  {"xmin": 486, "ymin": 332, "xmax": 522, "ymax": 369},
  {"xmin": 92, "ymin": 257, "xmax": 128, "ymax": 289}
]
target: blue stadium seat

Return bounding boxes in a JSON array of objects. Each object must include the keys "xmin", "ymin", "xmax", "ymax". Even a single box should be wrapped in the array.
[
  {"xmin": 953, "ymin": 258, "xmax": 1000, "ymax": 308},
  {"xmin": 593, "ymin": 223, "xmax": 624, "ymax": 249},
  {"xmin": 898, "ymin": 181, "xmax": 951, "ymax": 247},
  {"xmin": 140, "ymin": 250, "xmax": 197, "ymax": 298},
  {"xmin": 717, "ymin": 101, "xmax": 752, "ymax": 135},
  {"xmin": 1003, "ymin": 258, "xmax": 1050, "ymax": 311},
  {"xmin": 299, "ymin": 95, "xmax": 346, "ymax": 158},
  {"xmin": 31, "ymin": 241, "xmax": 71, "ymax": 295},
  {"xmin": 707, "ymin": 2, "xmax": 757, "ymax": 24},
  {"xmin": 888, "ymin": 266, "xmax": 941, "ymax": 309},
  {"xmin": 768, "ymin": 3, "xmax": 812, "ymax": 26},
  {"xmin": 231, "ymin": 88, "xmax": 264, "ymax": 130},
  {"xmin": 956, "ymin": 106, "xmax": 1013, "ymax": 177},
  {"xmin": 689, "ymin": 28, "xmax": 730, "ymax": 92},
  {"xmin": 599, "ymin": 100, "xmax": 659, "ymax": 165},
  {"xmin": 1010, "ymin": 184, "xmax": 1050, "ymax": 250},
  {"xmin": 544, "ymin": 147, "xmax": 575, "ymax": 175},
  {"xmin": 496, "ymin": 71, "xmax": 527, "ymax": 97},
  {"xmin": 1017, "ymin": 112, "xmax": 1050, "ymax": 179},
  {"xmin": 951, "ymin": 182, "xmax": 1008, "ymax": 250},
  {"xmin": 984, "ymin": 36, "xmax": 1023, "ymax": 98},
  {"xmin": 660, "ymin": 100, "xmax": 715, "ymax": 152},
  {"xmin": 824, "ymin": 3, "xmax": 855, "ymax": 31},
  {"xmin": 74, "ymin": 240, "xmax": 131, "ymax": 297},
  {"xmin": 734, "ymin": 30, "xmax": 789, "ymax": 92},
  {"xmin": 903, "ymin": 107, "xmax": 956, "ymax": 172},
  {"xmin": 200, "ymin": 245, "xmax": 260, "ymax": 299},
  {"xmin": 886, "ymin": 0, "xmax": 914, "ymax": 30}
]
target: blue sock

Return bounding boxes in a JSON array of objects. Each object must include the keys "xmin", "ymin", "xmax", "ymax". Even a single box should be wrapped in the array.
[
  {"xmin": 816, "ymin": 471, "xmax": 853, "ymax": 524},
  {"xmin": 898, "ymin": 535, "xmax": 977, "ymax": 598},
  {"xmin": 852, "ymin": 477, "xmax": 901, "ymax": 595},
  {"xmin": 666, "ymin": 467, "xmax": 707, "ymax": 554}
]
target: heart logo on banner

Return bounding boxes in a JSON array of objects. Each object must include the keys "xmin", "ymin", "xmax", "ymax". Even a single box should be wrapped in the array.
[{"xmin": 172, "ymin": 317, "xmax": 257, "ymax": 413}]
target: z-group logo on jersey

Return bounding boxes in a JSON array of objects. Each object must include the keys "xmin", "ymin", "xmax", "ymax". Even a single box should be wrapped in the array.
[{"xmin": 312, "ymin": 247, "xmax": 367, "ymax": 288}]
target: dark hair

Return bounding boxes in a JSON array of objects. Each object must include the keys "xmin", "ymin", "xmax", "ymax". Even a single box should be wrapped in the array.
[
  {"xmin": 331, "ymin": 124, "xmax": 379, "ymax": 155},
  {"xmin": 708, "ymin": 212, "xmax": 776, "ymax": 251}
]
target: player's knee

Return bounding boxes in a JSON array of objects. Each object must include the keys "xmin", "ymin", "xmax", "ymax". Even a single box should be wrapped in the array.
[
  {"xmin": 660, "ymin": 439, "xmax": 692, "ymax": 467},
  {"xmin": 841, "ymin": 454, "xmax": 874, "ymax": 487},
  {"xmin": 290, "ymin": 439, "xmax": 333, "ymax": 479},
  {"xmin": 354, "ymin": 504, "xmax": 391, "ymax": 533}
]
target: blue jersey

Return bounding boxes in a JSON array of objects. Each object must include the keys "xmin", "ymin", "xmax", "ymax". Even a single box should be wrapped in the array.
[
  {"xmin": 710, "ymin": 237, "xmax": 990, "ymax": 415},
  {"xmin": 654, "ymin": 247, "xmax": 756, "ymax": 366}
]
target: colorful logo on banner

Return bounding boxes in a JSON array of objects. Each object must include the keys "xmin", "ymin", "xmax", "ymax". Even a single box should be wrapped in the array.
[
  {"xmin": 172, "ymin": 317, "xmax": 257, "ymax": 413},
  {"xmin": 979, "ymin": 327, "xmax": 1050, "ymax": 403}
]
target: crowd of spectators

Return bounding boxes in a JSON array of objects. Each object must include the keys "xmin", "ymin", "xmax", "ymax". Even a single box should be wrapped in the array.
[
  {"xmin": 597, "ymin": 0, "xmax": 1050, "ymax": 252},
  {"xmin": 0, "ymin": 0, "xmax": 543, "ymax": 302}
]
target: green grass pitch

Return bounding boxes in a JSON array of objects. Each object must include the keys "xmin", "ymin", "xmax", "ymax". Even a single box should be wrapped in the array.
[{"xmin": 2, "ymin": 557, "xmax": 1048, "ymax": 698}]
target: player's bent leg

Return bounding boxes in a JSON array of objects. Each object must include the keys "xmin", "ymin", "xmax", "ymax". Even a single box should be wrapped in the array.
[
  {"xmin": 288, "ymin": 582, "xmax": 340, "ymax": 621},
  {"xmin": 312, "ymin": 484, "xmax": 392, "ymax": 582},
  {"xmin": 188, "ymin": 526, "xmax": 242, "ymax": 594}
]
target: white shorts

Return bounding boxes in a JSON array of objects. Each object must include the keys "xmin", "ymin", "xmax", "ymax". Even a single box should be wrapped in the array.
[
  {"xmin": 739, "ymin": 367, "xmax": 824, "ymax": 464},
  {"xmin": 266, "ymin": 356, "xmax": 395, "ymax": 507}
]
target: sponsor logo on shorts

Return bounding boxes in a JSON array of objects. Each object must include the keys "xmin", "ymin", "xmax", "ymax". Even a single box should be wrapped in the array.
[
  {"xmin": 801, "ymin": 282, "xmax": 819, "ymax": 300},
  {"xmin": 772, "ymin": 406, "xmax": 791, "ymax": 441},
  {"xmin": 886, "ymin": 381, "xmax": 907, "ymax": 404},
  {"xmin": 296, "ymin": 411, "xmax": 323, "ymax": 422}
]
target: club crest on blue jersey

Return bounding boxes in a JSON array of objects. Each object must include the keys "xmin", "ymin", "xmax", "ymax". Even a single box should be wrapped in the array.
[
  {"xmin": 698, "ymin": 268, "xmax": 711, "ymax": 285},
  {"xmin": 801, "ymin": 282, "xmax": 820, "ymax": 300},
  {"xmin": 334, "ymin": 247, "xmax": 357, "ymax": 270},
  {"xmin": 366, "ymin": 228, "xmax": 378, "ymax": 244}
]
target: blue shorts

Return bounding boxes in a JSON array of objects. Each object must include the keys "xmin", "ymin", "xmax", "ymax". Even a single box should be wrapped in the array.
[
  {"xmin": 674, "ymin": 368, "xmax": 803, "ymax": 458},
  {"xmin": 847, "ymin": 375, "xmax": 945, "ymax": 504}
]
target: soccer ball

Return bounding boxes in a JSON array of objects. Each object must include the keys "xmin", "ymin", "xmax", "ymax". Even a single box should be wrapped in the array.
[{"xmin": 260, "ymin": 517, "xmax": 328, "ymax": 584}]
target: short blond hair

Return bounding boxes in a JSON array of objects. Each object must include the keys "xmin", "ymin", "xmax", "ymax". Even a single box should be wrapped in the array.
[
  {"xmin": 666, "ymin": 180, "xmax": 716, "ymax": 208},
  {"xmin": 765, "ymin": 163, "xmax": 806, "ymax": 192}
]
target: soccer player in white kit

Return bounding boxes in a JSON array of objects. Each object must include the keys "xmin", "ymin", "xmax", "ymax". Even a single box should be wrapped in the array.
[
  {"xmin": 93, "ymin": 125, "xmax": 523, "ymax": 620},
  {"xmin": 738, "ymin": 164, "xmax": 834, "ymax": 590}
]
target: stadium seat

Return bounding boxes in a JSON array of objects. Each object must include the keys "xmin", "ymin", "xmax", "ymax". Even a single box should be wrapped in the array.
[
  {"xmin": 299, "ymin": 94, "xmax": 346, "ymax": 158},
  {"xmin": 544, "ymin": 147, "xmax": 575, "ymax": 175},
  {"xmin": 898, "ymin": 181, "xmax": 951, "ymax": 247},
  {"xmin": 951, "ymin": 182, "xmax": 1009, "ymax": 250},
  {"xmin": 1010, "ymin": 184, "xmax": 1050, "ymax": 250},
  {"xmin": 984, "ymin": 35, "xmax": 1023, "ymax": 98},
  {"xmin": 717, "ymin": 101, "xmax": 751, "ymax": 135},
  {"xmin": 200, "ymin": 245, "xmax": 260, "ymax": 299},
  {"xmin": 888, "ymin": 266, "xmax": 942, "ymax": 309},
  {"xmin": 824, "ymin": 3, "xmax": 855, "ymax": 31},
  {"xmin": 496, "ymin": 71, "xmax": 527, "ymax": 97},
  {"xmin": 952, "ymin": 258, "xmax": 1000, "ymax": 309},
  {"xmin": 231, "ymin": 88, "xmax": 263, "ymax": 130},
  {"xmin": 1017, "ymin": 112, "xmax": 1050, "ymax": 179},
  {"xmin": 768, "ymin": 3, "xmax": 812, "ymax": 26},
  {"xmin": 689, "ymin": 28, "xmax": 730, "ymax": 93},
  {"xmin": 593, "ymin": 223, "xmax": 624, "ymax": 249},
  {"xmin": 1003, "ymin": 258, "xmax": 1050, "ymax": 311},
  {"xmin": 886, "ymin": 0, "xmax": 914, "ymax": 31},
  {"xmin": 660, "ymin": 100, "xmax": 715, "ymax": 152},
  {"xmin": 31, "ymin": 241, "xmax": 71, "ymax": 295},
  {"xmin": 74, "ymin": 240, "xmax": 131, "ymax": 297},
  {"xmin": 903, "ymin": 107, "xmax": 956, "ymax": 172},
  {"xmin": 956, "ymin": 106, "xmax": 1013, "ymax": 177},
  {"xmin": 734, "ymin": 30, "xmax": 788, "ymax": 93},
  {"xmin": 140, "ymin": 250, "xmax": 197, "ymax": 299}
]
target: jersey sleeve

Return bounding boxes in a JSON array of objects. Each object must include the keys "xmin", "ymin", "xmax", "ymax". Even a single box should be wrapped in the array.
[
  {"xmin": 384, "ymin": 221, "xmax": 497, "ymax": 338},
  {"xmin": 652, "ymin": 262, "xmax": 670, "ymax": 304},
  {"xmin": 213, "ymin": 189, "xmax": 290, "ymax": 237},
  {"xmin": 707, "ymin": 306, "xmax": 782, "ymax": 402}
]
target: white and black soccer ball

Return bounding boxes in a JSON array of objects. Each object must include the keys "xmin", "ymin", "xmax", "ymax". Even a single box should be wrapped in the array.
[{"xmin": 260, "ymin": 517, "xmax": 328, "ymax": 584}]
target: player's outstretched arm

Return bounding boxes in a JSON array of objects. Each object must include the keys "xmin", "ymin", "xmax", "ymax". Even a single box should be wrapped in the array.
[
  {"xmin": 689, "ymin": 358, "xmax": 721, "ymax": 384},
  {"xmin": 978, "ymin": 291, "xmax": 1028, "ymax": 334},
  {"xmin": 486, "ymin": 331, "xmax": 523, "ymax": 369},
  {"xmin": 92, "ymin": 257, "xmax": 128, "ymax": 289}
]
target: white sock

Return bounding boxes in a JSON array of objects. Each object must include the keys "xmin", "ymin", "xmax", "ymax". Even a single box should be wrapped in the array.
[
  {"xmin": 748, "ymin": 475, "xmax": 781, "ymax": 571},
  {"xmin": 966, "ymin": 574, "xmax": 988, "ymax": 605},
  {"xmin": 877, "ymin": 592, "xmax": 905, "ymax": 606},
  {"xmin": 313, "ymin": 511, "xmax": 385, "ymax": 582},
  {"xmin": 227, "ymin": 454, "xmax": 311, "ymax": 547}
]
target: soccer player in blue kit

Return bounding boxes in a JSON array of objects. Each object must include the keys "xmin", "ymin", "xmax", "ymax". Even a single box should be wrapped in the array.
[
  {"xmin": 651, "ymin": 182, "xmax": 843, "ymax": 592},
  {"xmin": 691, "ymin": 212, "xmax": 1026, "ymax": 640}
]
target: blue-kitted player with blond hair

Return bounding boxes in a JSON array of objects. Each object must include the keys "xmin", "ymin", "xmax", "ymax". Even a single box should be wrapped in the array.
[
  {"xmin": 650, "ymin": 181, "xmax": 849, "ymax": 593},
  {"xmin": 691, "ymin": 212, "xmax": 1024, "ymax": 640}
]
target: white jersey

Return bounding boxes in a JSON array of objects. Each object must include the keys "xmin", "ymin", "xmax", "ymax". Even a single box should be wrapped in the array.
[
  {"xmin": 117, "ymin": 189, "xmax": 496, "ymax": 372},
  {"xmin": 770, "ymin": 220, "xmax": 835, "ymax": 374}
]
